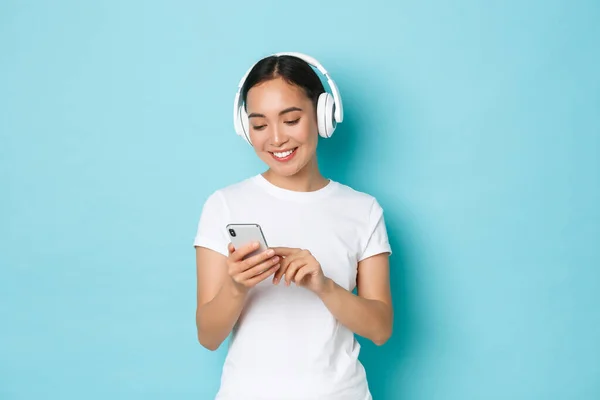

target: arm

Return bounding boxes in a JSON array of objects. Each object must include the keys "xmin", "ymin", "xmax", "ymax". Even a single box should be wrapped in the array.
[
  {"xmin": 272, "ymin": 247, "xmax": 393, "ymax": 346},
  {"xmin": 317, "ymin": 253, "xmax": 393, "ymax": 345},
  {"xmin": 195, "ymin": 246, "xmax": 246, "ymax": 351},
  {"xmin": 195, "ymin": 243, "xmax": 282, "ymax": 351}
]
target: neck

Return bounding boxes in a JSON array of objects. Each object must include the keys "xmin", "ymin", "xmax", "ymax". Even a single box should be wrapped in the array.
[{"xmin": 262, "ymin": 156, "xmax": 329, "ymax": 192}]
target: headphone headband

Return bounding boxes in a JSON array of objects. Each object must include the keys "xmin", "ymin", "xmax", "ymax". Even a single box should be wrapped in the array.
[{"xmin": 233, "ymin": 52, "xmax": 344, "ymax": 142}]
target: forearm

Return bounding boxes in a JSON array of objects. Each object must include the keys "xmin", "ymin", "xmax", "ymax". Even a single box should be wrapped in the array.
[
  {"xmin": 196, "ymin": 279, "xmax": 247, "ymax": 351},
  {"xmin": 318, "ymin": 278, "xmax": 392, "ymax": 345}
]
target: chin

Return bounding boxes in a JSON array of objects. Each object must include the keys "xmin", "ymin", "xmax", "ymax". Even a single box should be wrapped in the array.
[
  {"xmin": 278, "ymin": 168, "xmax": 303, "ymax": 177},
  {"xmin": 267, "ymin": 162, "xmax": 302, "ymax": 177},
  {"xmin": 262, "ymin": 155, "xmax": 307, "ymax": 177}
]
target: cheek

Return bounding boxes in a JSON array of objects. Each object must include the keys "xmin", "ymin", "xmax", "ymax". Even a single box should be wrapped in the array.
[
  {"xmin": 291, "ymin": 119, "xmax": 318, "ymax": 145},
  {"xmin": 249, "ymin": 129, "xmax": 267, "ymax": 147}
]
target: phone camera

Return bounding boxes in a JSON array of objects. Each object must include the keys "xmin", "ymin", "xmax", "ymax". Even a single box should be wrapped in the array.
[{"xmin": 229, "ymin": 229, "xmax": 236, "ymax": 237}]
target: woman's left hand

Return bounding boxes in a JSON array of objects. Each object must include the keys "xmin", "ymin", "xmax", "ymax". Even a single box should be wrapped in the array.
[{"xmin": 270, "ymin": 247, "xmax": 328, "ymax": 294}]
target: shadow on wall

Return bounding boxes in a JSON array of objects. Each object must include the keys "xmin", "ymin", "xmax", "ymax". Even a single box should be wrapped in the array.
[{"xmin": 318, "ymin": 58, "xmax": 425, "ymax": 399}]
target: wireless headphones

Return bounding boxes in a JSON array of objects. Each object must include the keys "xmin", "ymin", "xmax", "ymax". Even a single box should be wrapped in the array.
[{"xmin": 233, "ymin": 52, "xmax": 344, "ymax": 145}]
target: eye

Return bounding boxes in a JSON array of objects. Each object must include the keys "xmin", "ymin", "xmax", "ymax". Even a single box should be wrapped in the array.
[
  {"xmin": 252, "ymin": 124, "xmax": 267, "ymax": 131},
  {"xmin": 284, "ymin": 118, "xmax": 300, "ymax": 126}
]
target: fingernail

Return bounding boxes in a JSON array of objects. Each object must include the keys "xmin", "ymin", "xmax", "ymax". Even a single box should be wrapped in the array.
[
  {"xmin": 254, "ymin": 242, "xmax": 260, "ymax": 248},
  {"xmin": 267, "ymin": 249, "xmax": 275, "ymax": 256},
  {"xmin": 272, "ymin": 256, "xmax": 279, "ymax": 262}
]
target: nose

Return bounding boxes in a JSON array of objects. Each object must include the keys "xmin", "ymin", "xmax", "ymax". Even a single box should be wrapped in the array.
[{"xmin": 270, "ymin": 124, "xmax": 289, "ymax": 147}]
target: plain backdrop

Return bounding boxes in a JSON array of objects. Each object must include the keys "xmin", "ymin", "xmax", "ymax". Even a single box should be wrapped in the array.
[{"xmin": 1, "ymin": 1, "xmax": 599, "ymax": 399}]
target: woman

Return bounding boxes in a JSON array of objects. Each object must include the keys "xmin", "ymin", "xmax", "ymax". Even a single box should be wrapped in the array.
[{"xmin": 194, "ymin": 53, "xmax": 393, "ymax": 400}]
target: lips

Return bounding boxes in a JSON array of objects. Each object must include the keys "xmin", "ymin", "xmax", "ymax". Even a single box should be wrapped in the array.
[{"xmin": 269, "ymin": 147, "xmax": 298, "ymax": 162}]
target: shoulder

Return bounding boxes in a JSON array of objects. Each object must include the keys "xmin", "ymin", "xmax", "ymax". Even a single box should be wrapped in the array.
[
  {"xmin": 197, "ymin": 176, "xmax": 259, "ymax": 224},
  {"xmin": 332, "ymin": 181, "xmax": 382, "ymax": 210},
  {"xmin": 205, "ymin": 175, "xmax": 258, "ymax": 203}
]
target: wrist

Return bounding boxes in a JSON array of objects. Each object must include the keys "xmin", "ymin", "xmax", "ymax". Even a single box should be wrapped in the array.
[
  {"xmin": 224, "ymin": 276, "xmax": 248, "ymax": 299},
  {"xmin": 316, "ymin": 277, "xmax": 336, "ymax": 298}
]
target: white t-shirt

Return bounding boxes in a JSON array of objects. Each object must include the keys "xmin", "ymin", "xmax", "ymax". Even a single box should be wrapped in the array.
[{"xmin": 194, "ymin": 174, "xmax": 392, "ymax": 400}]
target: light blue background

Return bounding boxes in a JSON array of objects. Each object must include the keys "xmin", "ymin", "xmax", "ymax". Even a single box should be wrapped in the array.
[{"xmin": 1, "ymin": 1, "xmax": 599, "ymax": 399}]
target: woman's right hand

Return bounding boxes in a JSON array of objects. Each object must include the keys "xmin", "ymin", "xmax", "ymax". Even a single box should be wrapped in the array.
[{"xmin": 226, "ymin": 242, "xmax": 280, "ymax": 295}]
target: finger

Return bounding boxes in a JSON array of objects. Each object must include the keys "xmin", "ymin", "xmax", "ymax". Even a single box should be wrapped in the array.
[
  {"xmin": 273, "ymin": 252, "xmax": 304, "ymax": 284},
  {"xmin": 239, "ymin": 255, "xmax": 280, "ymax": 280},
  {"xmin": 284, "ymin": 260, "xmax": 306, "ymax": 286},
  {"xmin": 293, "ymin": 265, "xmax": 313, "ymax": 285},
  {"xmin": 272, "ymin": 261, "xmax": 287, "ymax": 284},
  {"xmin": 228, "ymin": 243, "xmax": 235, "ymax": 255},
  {"xmin": 246, "ymin": 263, "xmax": 281, "ymax": 287},
  {"xmin": 270, "ymin": 247, "xmax": 300, "ymax": 257},
  {"xmin": 280, "ymin": 251, "xmax": 305, "ymax": 266},
  {"xmin": 240, "ymin": 248, "xmax": 276, "ymax": 270},
  {"xmin": 230, "ymin": 241, "xmax": 260, "ymax": 262}
]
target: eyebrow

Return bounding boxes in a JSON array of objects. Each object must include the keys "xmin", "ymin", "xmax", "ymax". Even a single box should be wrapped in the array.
[{"xmin": 248, "ymin": 107, "xmax": 303, "ymax": 119}]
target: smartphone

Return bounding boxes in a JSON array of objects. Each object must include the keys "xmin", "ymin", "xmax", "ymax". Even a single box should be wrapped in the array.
[{"xmin": 226, "ymin": 223, "xmax": 269, "ymax": 260}]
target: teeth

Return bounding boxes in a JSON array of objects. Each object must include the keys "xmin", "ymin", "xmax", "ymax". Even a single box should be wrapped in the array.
[{"xmin": 273, "ymin": 149, "xmax": 295, "ymax": 158}]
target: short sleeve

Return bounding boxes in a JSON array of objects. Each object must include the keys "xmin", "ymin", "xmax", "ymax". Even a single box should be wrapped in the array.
[
  {"xmin": 359, "ymin": 199, "xmax": 392, "ymax": 262},
  {"xmin": 193, "ymin": 191, "xmax": 230, "ymax": 257}
]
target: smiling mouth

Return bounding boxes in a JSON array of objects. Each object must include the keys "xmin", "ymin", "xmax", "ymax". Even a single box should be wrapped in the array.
[{"xmin": 269, "ymin": 147, "xmax": 298, "ymax": 162}]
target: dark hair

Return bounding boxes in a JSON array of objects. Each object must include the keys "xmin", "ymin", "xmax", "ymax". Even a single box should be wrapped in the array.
[{"xmin": 241, "ymin": 55, "xmax": 326, "ymax": 110}]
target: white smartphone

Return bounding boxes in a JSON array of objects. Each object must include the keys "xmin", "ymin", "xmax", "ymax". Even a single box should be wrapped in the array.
[{"xmin": 226, "ymin": 223, "xmax": 269, "ymax": 260}]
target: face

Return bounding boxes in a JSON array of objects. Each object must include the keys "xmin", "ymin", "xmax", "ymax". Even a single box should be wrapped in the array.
[{"xmin": 245, "ymin": 77, "xmax": 319, "ymax": 177}]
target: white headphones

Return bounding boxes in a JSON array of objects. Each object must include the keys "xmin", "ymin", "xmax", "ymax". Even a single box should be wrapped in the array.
[{"xmin": 233, "ymin": 52, "xmax": 344, "ymax": 145}]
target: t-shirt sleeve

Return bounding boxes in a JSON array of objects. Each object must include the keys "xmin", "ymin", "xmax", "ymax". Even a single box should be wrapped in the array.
[
  {"xmin": 358, "ymin": 199, "xmax": 392, "ymax": 262},
  {"xmin": 193, "ymin": 191, "xmax": 230, "ymax": 257}
]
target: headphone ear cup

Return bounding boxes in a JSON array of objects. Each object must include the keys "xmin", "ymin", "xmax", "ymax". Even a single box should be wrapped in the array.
[
  {"xmin": 238, "ymin": 106, "xmax": 252, "ymax": 145},
  {"xmin": 316, "ymin": 93, "xmax": 336, "ymax": 138}
]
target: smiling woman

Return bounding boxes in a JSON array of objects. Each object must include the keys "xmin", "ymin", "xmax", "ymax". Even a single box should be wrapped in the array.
[
  {"xmin": 242, "ymin": 55, "xmax": 328, "ymax": 186},
  {"xmin": 193, "ymin": 53, "xmax": 393, "ymax": 400}
]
